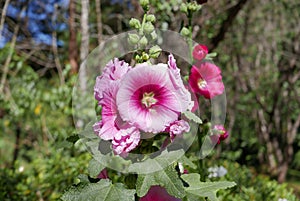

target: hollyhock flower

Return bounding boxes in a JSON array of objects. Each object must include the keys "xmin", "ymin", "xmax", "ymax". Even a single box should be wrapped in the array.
[
  {"xmin": 188, "ymin": 62, "xmax": 224, "ymax": 99},
  {"xmin": 211, "ymin": 125, "xmax": 229, "ymax": 144},
  {"xmin": 97, "ymin": 168, "xmax": 109, "ymax": 179},
  {"xmin": 94, "ymin": 83, "xmax": 121, "ymax": 140},
  {"xmin": 117, "ymin": 63, "xmax": 193, "ymax": 133},
  {"xmin": 140, "ymin": 186, "xmax": 181, "ymax": 201},
  {"xmin": 94, "ymin": 58, "xmax": 131, "ymax": 101},
  {"xmin": 167, "ymin": 120, "xmax": 190, "ymax": 140},
  {"xmin": 168, "ymin": 54, "xmax": 194, "ymax": 111},
  {"xmin": 192, "ymin": 44, "xmax": 208, "ymax": 61},
  {"xmin": 94, "ymin": 82, "xmax": 132, "ymax": 140},
  {"xmin": 112, "ymin": 127, "xmax": 140, "ymax": 157}
]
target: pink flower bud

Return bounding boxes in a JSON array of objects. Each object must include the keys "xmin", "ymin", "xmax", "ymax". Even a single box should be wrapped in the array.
[
  {"xmin": 211, "ymin": 125, "xmax": 229, "ymax": 144},
  {"xmin": 192, "ymin": 44, "xmax": 208, "ymax": 61}
]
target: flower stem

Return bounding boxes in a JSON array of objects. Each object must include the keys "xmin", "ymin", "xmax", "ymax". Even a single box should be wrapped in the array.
[
  {"xmin": 187, "ymin": 11, "xmax": 193, "ymax": 70},
  {"xmin": 197, "ymin": 126, "xmax": 207, "ymax": 182},
  {"xmin": 140, "ymin": 13, "xmax": 147, "ymax": 35}
]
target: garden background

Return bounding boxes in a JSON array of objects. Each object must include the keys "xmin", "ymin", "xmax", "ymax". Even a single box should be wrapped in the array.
[{"xmin": 0, "ymin": 0, "xmax": 299, "ymax": 200}]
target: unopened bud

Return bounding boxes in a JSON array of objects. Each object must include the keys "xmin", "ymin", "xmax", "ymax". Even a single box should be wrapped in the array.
[
  {"xmin": 187, "ymin": 2, "xmax": 202, "ymax": 12},
  {"xmin": 149, "ymin": 45, "xmax": 162, "ymax": 58},
  {"xmin": 129, "ymin": 18, "xmax": 141, "ymax": 29},
  {"xmin": 150, "ymin": 31, "xmax": 157, "ymax": 40},
  {"xmin": 142, "ymin": 52, "xmax": 150, "ymax": 61},
  {"xmin": 128, "ymin": 33, "xmax": 140, "ymax": 45},
  {"xmin": 139, "ymin": 36, "xmax": 148, "ymax": 46},
  {"xmin": 180, "ymin": 27, "xmax": 190, "ymax": 37},
  {"xmin": 146, "ymin": 14, "xmax": 156, "ymax": 22},
  {"xmin": 139, "ymin": 0, "xmax": 150, "ymax": 11},
  {"xmin": 180, "ymin": 3, "xmax": 188, "ymax": 14},
  {"xmin": 143, "ymin": 22, "xmax": 154, "ymax": 34}
]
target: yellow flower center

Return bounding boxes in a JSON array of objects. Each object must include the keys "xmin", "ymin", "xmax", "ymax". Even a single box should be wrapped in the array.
[
  {"xmin": 197, "ymin": 78, "xmax": 207, "ymax": 89},
  {"xmin": 141, "ymin": 92, "xmax": 157, "ymax": 108}
]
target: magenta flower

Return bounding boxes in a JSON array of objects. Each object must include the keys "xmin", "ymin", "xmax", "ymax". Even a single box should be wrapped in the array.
[
  {"xmin": 188, "ymin": 62, "xmax": 224, "ymax": 99},
  {"xmin": 97, "ymin": 168, "xmax": 109, "ymax": 179},
  {"xmin": 140, "ymin": 186, "xmax": 181, "ymax": 201},
  {"xmin": 93, "ymin": 55, "xmax": 193, "ymax": 156},
  {"xmin": 167, "ymin": 120, "xmax": 190, "ymax": 140},
  {"xmin": 94, "ymin": 58, "xmax": 131, "ymax": 101},
  {"xmin": 211, "ymin": 125, "xmax": 229, "ymax": 144},
  {"xmin": 192, "ymin": 44, "xmax": 208, "ymax": 61},
  {"xmin": 117, "ymin": 63, "xmax": 192, "ymax": 133},
  {"xmin": 112, "ymin": 127, "xmax": 140, "ymax": 157}
]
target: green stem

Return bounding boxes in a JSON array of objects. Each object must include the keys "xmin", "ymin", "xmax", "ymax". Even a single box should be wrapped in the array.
[
  {"xmin": 135, "ymin": 13, "xmax": 148, "ymax": 63},
  {"xmin": 197, "ymin": 126, "xmax": 207, "ymax": 182},
  {"xmin": 140, "ymin": 13, "xmax": 147, "ymax": 35},
  {"xmin": 187, "ymin": 11, "xmax": 193, "ymax": 70}
]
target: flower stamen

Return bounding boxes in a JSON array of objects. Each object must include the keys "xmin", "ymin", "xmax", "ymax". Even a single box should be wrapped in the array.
[
  {"xmin": 141, "ymin": 92, "xmax": 157, "ymax": 108},
  {"xmin": 197, "ymin": 78, "xmax": 207, "ymax": 89}
]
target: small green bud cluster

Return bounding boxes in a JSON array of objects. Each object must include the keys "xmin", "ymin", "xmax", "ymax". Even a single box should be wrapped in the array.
[
  {"xmin": 128, "ymin": 2, "xmax": 161, "ymax": 63},
  {"xmin": 139, "ymin": 0, "xmax": 150, "ymax": 11},
  {"xmin": 179, "ymin": 1, "xmax": 202, "ymax": 40},
  {"xmin": 180, "ymin": 1, "xmax": 202, "ymax": 15}
]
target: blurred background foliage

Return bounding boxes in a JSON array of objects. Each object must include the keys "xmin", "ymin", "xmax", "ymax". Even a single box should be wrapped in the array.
[{"xmin": 0, "ymin": 0, "xmax": 299, "ymax": 200}]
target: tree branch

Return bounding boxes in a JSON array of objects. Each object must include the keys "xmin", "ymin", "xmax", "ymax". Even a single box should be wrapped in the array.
[
  {"xmin": 209, "ymin": 0, "xmax": 249, "ymax": 50},
  {"xmin": 95, "ymin": 0, "xmax": 102, "ymax": 45},
  {"xmin": 0, "ymin": 0, "xmax": 10, "ymax": 42}
]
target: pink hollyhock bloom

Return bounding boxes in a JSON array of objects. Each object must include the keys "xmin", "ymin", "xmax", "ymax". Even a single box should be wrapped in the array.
[
  {"xmin": 167, "ymin": 120, "xmax": 190, "ymax": 140},
  {"xmin": 192, "ymin": 44, "xmax": 208, "ymax": 61},
  {"xmin": 188, "ymin": 62, "xmax": 224, "ymax": 99},
  {"xmin": 94, "ymin": 58, "xmax": 131, "ymax": 101},
  {"xmin": 140, "ymin": 186, "xmax": 181, "ymax": 201},
  {"xmin": 168, "ymin": 54, "xmax": 194, "ymax": 111},
  {"xmin": 211, "ymin": 125, "xmax": 229, "ymax": 144},
  {"xmin": 94, "ymin": 83, "xmax": 130, "ymax": 140},
  {"xmin": 117, "ymin": 63, "xmax": 193, "ymax": 133},
  {"xmin": 93, "ymin": 83, "xmax": 120, "ymax": 140},
  {"xmin": 112, "ymin": 127, "xmax": 140, "ymax": 157}
]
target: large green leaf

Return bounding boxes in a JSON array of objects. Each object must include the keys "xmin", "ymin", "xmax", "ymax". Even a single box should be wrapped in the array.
[
  {"xmin": 178, "ymin": 155, "xmax": 197, "ymax": 169},
  {"xmin": 61, "ymin": 179, "xmax": 135, "ymax": 201},
  {"xmin": 128, "ymin": 149, "xmax": 185, "ymax": 174},
  {"xmin": 79, "ymin": 122, "xmax": 99, "ymax": 140},
  {"xmin": 136, "ymin": 165, "xmax": 185, "ymax": 199},
  {"xmin": 88, "ymin": 158, "xmax": 105, "ymax": 178},
  {"xmin": 181, "ymin": 173, "xmax": 236, "ymax": 201}
]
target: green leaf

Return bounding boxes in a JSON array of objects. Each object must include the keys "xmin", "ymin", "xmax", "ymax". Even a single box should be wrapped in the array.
[
  {"xmin": 128, "ymin": 149, "xmax": 185, "ymax": 174},
  {"xmin": 77, "ymin": 174, "xmax": 90, "ymax": 184},
  {"xmin": 183, "ymin": 111, "xmax": 202, "ymax": 124},
  {"xmin": 181, "ymin": 173, "xmax": 236, "ymax": 201},
  {"xmin": 136, "ymin": 165, "xmax": 185, "ymax": 199},
  {"xmin": 54, "ymin": 140, "xmax": 73, "ymax": 149},
  {"xmin": 79, "ymin": 121, "xmax": 99, "ymax": 140},
  {"xmin": 88, "ymin": 158, "xmax": 105, "ymax": 178},
  {"xmin": 178, "ymin": 155, "xmax": 197, "ymax": 169},
  {"xmin": 206, "ymin": 52, "xmax": 217, "ymax": 58},
  {"xmin": 61, "ymin": 180, "xmax": 135, "ymax": 201},
  {"xmin": 55, "ymin": 134, "xmax": 80, "ymax": 149}
]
